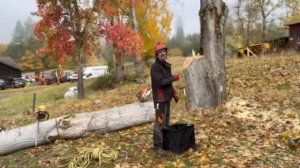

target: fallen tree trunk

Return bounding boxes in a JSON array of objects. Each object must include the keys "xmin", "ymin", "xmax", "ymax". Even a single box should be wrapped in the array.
[{"xmin": 0, "ymin": 102, "xmax": 155, "ymax": 155}]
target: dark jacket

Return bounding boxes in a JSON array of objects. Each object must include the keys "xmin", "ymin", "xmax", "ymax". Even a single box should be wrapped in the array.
[{"xmin": 150, "ymin": 59, "xmax": 176, "ymax": 108}]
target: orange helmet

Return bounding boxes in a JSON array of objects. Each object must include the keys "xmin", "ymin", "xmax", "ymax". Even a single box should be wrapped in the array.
[{"xmin": 154, "ymin": 42, "xmax": 168, "ymax": 55}]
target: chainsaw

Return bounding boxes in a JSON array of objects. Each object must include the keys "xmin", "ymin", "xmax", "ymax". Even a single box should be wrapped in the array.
[
  {"xmin": 34, "ymin": 105, "xmax": 49, "ymax": 121},
  {"xmin": 136, "ymin": 86, "xmax": 152, "ymax": 102}
]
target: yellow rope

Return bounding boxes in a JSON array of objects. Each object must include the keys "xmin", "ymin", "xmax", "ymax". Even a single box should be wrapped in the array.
[{"xmin": 68, "ymin": 147, "xmax": 119, "ymax": 168}]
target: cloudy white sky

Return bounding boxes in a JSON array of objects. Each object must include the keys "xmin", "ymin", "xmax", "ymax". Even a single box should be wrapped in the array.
[{"xmin": 0, "ymin": 0, "xmax": 235, "ymax": 44}]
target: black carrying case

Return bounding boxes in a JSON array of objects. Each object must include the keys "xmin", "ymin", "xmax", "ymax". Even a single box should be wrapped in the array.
[{"xmin": 162, "ymin": 123, "xmax": 196, "ymax": 153}]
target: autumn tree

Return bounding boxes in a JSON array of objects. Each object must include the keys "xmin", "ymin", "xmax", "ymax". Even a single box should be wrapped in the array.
[
  {"xmin": 183, "ymin": 0, "xmax": 228, "ymax": 110},
  {"xmin": 244, "ymin": 1, "xmax": 259, "ymax": 45},
  {"xmin": 101, "ymin": 0, "xmax": 172, "ymax": 75},
  {"xmin": 252, "ymin": 0, "xmax": 283, "ymax": 42},
  {"xmin": 34, "ymin": 0, "xmax": 101, "ymax": 99},
  {"xmin": 0, "ymin": 44, "xmax": 6, "ymax": 55},
  {"xmin": 129, "ymin": 0, "xmax": 144, "ymax": 74},
  {"xmin": 283, "ymin": 1, "xmax": 300, "ymax": 24},
  {"xmin": 234, "ymin": 0, "xmax": 245, "ymax": 37},
  {"xmin": 135, "ymin": 0, "xmax": 172, "ymax": 59},
  {"xmin": 106, "ymin": 0, "xmax": 145, "ymax": 75},
  {"xmin": 283, "ymin": 0, "xmax": 300, "ymax": 17},
  {"xmin": 20, "ymin": 50, "xmax": 44, "ymax": 71},
  {"xmin": 99, "ymin": 22, "xmax": 144, "ymax": 82}
]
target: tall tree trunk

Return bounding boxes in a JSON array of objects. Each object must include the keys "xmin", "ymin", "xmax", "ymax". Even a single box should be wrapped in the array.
[
  {"xmin": 114, "ymin": 52, "xmax": 125, "ymax": 82},
  {"xmin": 184, "ymin": 0, "xmax": 228, "ymax": 110},
  {"xmin": 130, "ymin": 0, "xmax": 145, "ymax": 75},
  {"xmin": 73, "ymin": 0, "xmax": 84, "ymax": 99},
  {"xmin": 134, "ymin": 60, "xmax": 146, "ymax": 75},
  {"xmin": 262, "ymin": 17, "xmax": 267, "ymax": 42},
  {"xmin": 76, "ymin": 41, "xmax": 84, "ymax": 99},
  {"xmin": 246, "ymin": 16, "xmax": 251, "ymax": 46},
  {"xmin": 236, "ymin": 0, "xmax": 244, "ymax": 36},
  {"xmin": 110, "ymin": 16, "xmax": 125, "ymax": 82},
  {"xmin": 130, "ymin": 0, "xmax": 139, "ymax": 33}
]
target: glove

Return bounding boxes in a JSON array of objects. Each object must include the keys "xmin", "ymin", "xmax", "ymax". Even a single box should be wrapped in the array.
[
  {"xmin": 173, "ymin": 73, "xmax": 180, "ymax": 81},
  {"xmin": 172, "ymin": 92, "xmax": 179, "ymax": 103}
]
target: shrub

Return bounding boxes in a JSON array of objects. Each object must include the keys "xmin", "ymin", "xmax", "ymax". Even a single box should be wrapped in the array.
[
  {"xmin": 90, "ymin": 74, "xmax": 115, "ymax": 90},
  {"xmin": 168, "ymin": 48, "xmax": 182, "ymax": 57}
]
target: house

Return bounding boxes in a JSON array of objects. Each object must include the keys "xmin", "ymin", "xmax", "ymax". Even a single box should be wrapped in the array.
[
  {"xmin": 0, "ymin": 56, "xmax": 22, "ymax": 79},
  {"xmin": 285, "ymin": 22, "xmax": 300, "ymax": 50}
]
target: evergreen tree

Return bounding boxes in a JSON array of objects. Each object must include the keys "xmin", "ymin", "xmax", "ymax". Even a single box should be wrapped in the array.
[
  {"xmin": 23, "ymin": 17, "xmax": 35, "ymax": 44},
  {"xmin": 175, "ymin": 18, "xmax": 185, "ymax": 49},
  {"xmin": 6, "ymin": 18, "xmax": 43, "ymax": 63},
  {"xmin": 11, "ymin": 20, "xmax": 25, "ymax": 45}
]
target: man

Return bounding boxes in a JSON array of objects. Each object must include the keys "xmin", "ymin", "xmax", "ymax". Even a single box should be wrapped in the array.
[{"xmin": 150, "ymin": 42, "xmax": 180, "ymax": 153}]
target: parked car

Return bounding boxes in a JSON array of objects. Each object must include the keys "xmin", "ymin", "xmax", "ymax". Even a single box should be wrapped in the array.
[
  {"xmin": 66, "ymin": 71, "xmax": 78, "ymax": 81},
  {"xmin": 0, "ymin": 79, "xmax": 6, "ymax": 89},
  {"xmin": 22, "ymin": 75, "xmax": 35, "ymax": 82},
  {"xmin": 83, "ymin": 66, "xmax": 108, "ymax": 79},
  {"xmin": 5, "ymin": 78, "xmax": 26, "ymax": 88},
  {"xmin": 44, "ymin": 76, "xmax": 55, "ymax": 85},
  {"xmin": 64, "ymin": 70, "xmax": 76, "ymax": 81}
]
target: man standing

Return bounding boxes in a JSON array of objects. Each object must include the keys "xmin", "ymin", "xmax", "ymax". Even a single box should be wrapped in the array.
[{"xmin": 150, "ymin": 42, "xmax": 180, "ymax": 153}]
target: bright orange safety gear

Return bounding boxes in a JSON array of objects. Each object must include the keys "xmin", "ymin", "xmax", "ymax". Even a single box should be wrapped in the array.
[
  {"xmin": 154, "ymin": 42, "xmax": 168, "ymax": 55},
  {"xmin": 37, "ymin": 105, "xmax": 46, "ymax": 111}
]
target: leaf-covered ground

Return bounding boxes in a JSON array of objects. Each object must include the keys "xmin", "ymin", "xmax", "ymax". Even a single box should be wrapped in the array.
[{"xmin": 0, "ymin": 54, "xmax": 300, "ymax": 167}]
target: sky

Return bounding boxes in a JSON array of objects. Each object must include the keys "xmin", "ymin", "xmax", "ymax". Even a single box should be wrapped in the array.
[{"xmin": 0, "ymin": 0, "xmax": 236, "ymax": 44}]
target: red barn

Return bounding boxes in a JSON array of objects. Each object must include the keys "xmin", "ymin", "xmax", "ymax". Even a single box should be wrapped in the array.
[{"xmin": 285, "ymin": 22, "xmax": 300, "ymax": 50}]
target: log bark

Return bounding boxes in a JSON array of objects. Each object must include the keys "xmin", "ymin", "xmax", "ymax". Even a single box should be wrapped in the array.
[
  {"xmin": 183, "ymin": 0, "xmax": 228, "ymax": 110},
  {"xmin": 0, "ymin": 102, "xmax": 155, "ymax": 155}
]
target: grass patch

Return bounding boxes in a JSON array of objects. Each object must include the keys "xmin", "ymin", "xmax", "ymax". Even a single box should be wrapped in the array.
[{"xmin": 276, "ymin": 81, "xmax": 291, "ymax": 91}]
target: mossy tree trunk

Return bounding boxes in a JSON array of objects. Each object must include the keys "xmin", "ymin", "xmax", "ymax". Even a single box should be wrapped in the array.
[{"xmin": 183, "ymin": 0, "xmax": 228, "ymax": 110}]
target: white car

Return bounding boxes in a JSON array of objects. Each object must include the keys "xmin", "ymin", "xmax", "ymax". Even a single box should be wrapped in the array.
[
  {"xmin": 64, "ymin": 70, "xmax": 78, "ymax": 81},
  {"xmin": 83, "ymin": 66, "xmax": 108, "ymax": 79}
]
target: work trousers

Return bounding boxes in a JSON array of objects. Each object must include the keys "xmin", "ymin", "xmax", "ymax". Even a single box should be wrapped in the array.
[{"xmin": 153, "ymin": 102, "xmax": 170, "ymax": 149}]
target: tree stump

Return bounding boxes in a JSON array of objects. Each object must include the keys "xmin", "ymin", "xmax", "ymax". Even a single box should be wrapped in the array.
[
  {"xmin": 183, "ymin": 0, "xmax": 228, "ymax": 110},
  {"xmin": 183, "ymin": 57, "xmax": 219, "ymax": 110}
]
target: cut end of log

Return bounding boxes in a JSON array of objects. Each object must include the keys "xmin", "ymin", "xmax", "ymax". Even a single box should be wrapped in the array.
[{"xmin": 182, "ymin": 55, "xmax": 205, "ymax": 70}]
